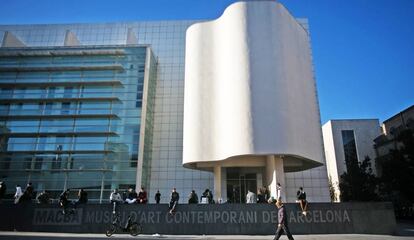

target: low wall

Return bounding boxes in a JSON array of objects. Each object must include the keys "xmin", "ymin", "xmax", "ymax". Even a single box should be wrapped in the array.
[{"xmin": 0, "ymin": 202, "xmax": 396, "ymax": 235}]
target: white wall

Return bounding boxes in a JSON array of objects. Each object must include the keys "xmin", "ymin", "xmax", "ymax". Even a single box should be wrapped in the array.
[
  {"xmin": 184, "ymin": 1, "xmax": 324, "ymax": 169},
  {"xmin": 322, "ymin": 119, "xmax": 381, "ymax": 201}
]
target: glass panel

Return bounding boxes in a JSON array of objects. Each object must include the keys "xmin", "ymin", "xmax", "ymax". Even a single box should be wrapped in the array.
[{"xmin": 341, "ymin": 130, "xmax": 358, "ymax": 172}]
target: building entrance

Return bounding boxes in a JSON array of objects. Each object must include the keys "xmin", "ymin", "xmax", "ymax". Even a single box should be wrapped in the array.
[{"xmin": 226, "ymin": 167, "xmax": 263, "ymax": 203}]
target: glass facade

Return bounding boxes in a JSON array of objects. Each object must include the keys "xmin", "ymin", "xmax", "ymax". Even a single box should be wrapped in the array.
[
  {"xmin": 341, "ymin": 130, "xmax": 358, "ymax": 172},
  {"xmin": 0, "ymin": 45, "xmax": 156, "ymax": 202}
]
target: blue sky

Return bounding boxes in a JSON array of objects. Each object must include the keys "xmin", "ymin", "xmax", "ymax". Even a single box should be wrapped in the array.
[{"xmin": 0, "ymin": 0, "xmax": 413, "ymax": 124}]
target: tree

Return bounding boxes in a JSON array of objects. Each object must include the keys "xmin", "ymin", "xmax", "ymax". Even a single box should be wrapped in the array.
[
  {"xmin": 328, "ymin": 176, "xmax": 338, "ymax": 202},
  {"xmin": 339, "ymin": 156, "xmax": 379, "ymax": 202},
  {"xmin": 379, "ymin": 129, "xmax": 414, "ymax": 217}
]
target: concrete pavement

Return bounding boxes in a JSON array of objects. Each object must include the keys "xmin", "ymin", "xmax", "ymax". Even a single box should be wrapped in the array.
[{"xmin": 0, "ymin": 232, "xmax": 414, "ymax": 240}]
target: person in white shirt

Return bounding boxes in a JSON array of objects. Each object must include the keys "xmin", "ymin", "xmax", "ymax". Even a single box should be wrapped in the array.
[
  {"xmin": 246, "ymin": 190, "xmax": 256, "ymax": 204},
  {"xmin": 110, "ymin": 189, "xmax": 123, "ymax": 204},
  {"xmin": 110, "ymin": 189, "xmax": 123, "ymax": 213},
  {"xmin": 14, "ymin": 185, "xmax": 23, "ymax": 204}
]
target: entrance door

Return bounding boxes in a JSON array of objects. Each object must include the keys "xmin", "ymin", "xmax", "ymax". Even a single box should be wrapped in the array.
[{"xmin": 226, "ymin": 168, "xmax": 258, "ymax": 203}]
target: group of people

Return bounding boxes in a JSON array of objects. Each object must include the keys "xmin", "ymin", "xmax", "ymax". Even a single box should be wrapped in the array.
[
  {"xmin": 246, "ymin": 183, "xmax": 280, "ymax": 204},
  {"xmin": 246, "ymin": 184, "xmax": 308, "ymax": 218},
  {"xmin": 187, "ymin": 188, "xmax": 215, "ymax": 204},
  {"xmin": 59, "ymin": 188, "xmax": 88, "ymax": 214},
  {"xmin": 109, "ymin": 187, "xmax": 148, "ymax": 205},
  {"xmin": 109, "ymin": 187, "xmax": 215, "ymax": 206},
  {"xmin": 1, "ymin": 180, "xmax": 301, "ymax": 239},
  {"xmin": 13, "ymin": 183, "xmax": 34, "ymax": 204}
]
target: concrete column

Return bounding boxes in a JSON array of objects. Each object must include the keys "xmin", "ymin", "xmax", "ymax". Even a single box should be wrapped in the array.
[
  {"xmin": 266, "ymin": 155, "xmax": 285, "ymax": 202},
  {"xmin": 214, "ymin": 165, "xmax": 222, "ymax": 202}
]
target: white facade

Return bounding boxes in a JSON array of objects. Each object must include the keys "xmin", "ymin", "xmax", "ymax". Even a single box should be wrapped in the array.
[
  {"xmin": 184, "ymin": 1, "xmax": 330, "ymax": 202},
  {"xmin": 322, "ymin": 119, "xmax": 381, "ymax": 201}
]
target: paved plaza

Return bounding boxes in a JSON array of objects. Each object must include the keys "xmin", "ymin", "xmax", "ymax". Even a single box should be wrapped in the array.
[{"xmin": 0, "ymin": 232, "xmax": 414, "ymax": 240}]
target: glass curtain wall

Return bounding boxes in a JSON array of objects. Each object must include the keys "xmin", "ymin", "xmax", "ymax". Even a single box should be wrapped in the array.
[
  {"xmin": 0, "ymin": 45, "xmax": 155, "ymax": 202},
  {"xmin": 341, "ymin": 130, "xmax": 358, "ymax": 172}
]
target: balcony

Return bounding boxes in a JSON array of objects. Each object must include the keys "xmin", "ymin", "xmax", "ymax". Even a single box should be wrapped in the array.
[
  {"xmin": 0, "ymin": 114, "xmax": 120, "ymax": 120},
  {"xmin": 0, "ymin": 64, "xmax": 124, "ymax": 72},
  {"xmin": 0, "ymin": 131, "xmax": 118, "ymax": 137},
  {"xmin": 0, "ymin": 150, "xmax": 117, "ymax": 155},
  {"xmin": 0, "ymin": 96, "xmax": 121, "ymax": 104},
  {"xmin": 0, "ymin": 80, "xmax": 123, "ymax": 88},
  {"xmin": 0, "ymin": 49, "xmax": 126, "ymax": 58}
]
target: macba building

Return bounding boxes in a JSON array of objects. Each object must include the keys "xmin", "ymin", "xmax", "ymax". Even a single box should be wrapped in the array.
[{"xmin": 0, "ymin": 0, "xmax": 330, "ymax": 203}]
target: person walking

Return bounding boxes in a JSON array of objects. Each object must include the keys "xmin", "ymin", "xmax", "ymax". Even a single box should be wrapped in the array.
[
  {"xmin": 154, "ymin": 190, "xmax": 161, "ymax": 204},
  {"xmin": 168, "ymin": 188, "xmax": 179, "ymax": 214},
  {"xmin": 273, "ymin": 199, "xmax": 294, "ymax": 240},
  {"xmin": 296, "ymin": 187, "xmax": 308, "ymax": 215}
]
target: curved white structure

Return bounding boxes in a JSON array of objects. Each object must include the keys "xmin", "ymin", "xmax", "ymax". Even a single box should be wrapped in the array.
[
  {"xmin": 184, "ymin": 0, "xmax": 326, "ymax": 201},
  {"xmin": 184, "ymin": 0, "xmax": 324, "ymax": 173}
]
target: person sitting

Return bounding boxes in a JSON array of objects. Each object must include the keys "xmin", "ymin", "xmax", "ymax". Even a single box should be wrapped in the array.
[
  {"xmin": 188, "ymin": 190, "xmax": 198, "ymax": 204},
  {"xmin": 168, "ymin": 188, "xmax": 179, "ymax": 214},
  {"xmin": 137, "ymin": 187, "xmax": 148, "ymax": 204},
  {"xmin": 246, "ymin": 189, "xmax": 256, "ymax": 204},
  {"xmin": 14, "ymin": 185, "xmax": 23, "ymax": 204},
  {"xmin": 125, "ymin": 187, "xmax": 138, "ymax": 204},
  {"xmin": 19, "ymin": 182, "xmax": 34, "ymax": 203},
  {"xmin": 36, "ymin": 190, "xmax": 50, "ymax": 204},
  {"xmin": 201, "ymin": 189, "xmax": 213, "ymax": 204},
  {"xmin": 59, "ymin": 189, "xmax": 74, "ymax": 214},
  {"xmin": 0, "ymin": 181, "xmax": 6, "ymax": 203},
  {"xmin": 257, "ymin": 188, "xmax": 266, "ymax": 203},
  {"xmin": 110, "ymin": 189, "xmax": 124, "ymax": 204},
  {"xmin": 76, "ymin": 189, "xmax": 88, "ymax": 205},
  {"xmin": 296, "ymin": 187, "xmax": 308, "ymax": 216}
]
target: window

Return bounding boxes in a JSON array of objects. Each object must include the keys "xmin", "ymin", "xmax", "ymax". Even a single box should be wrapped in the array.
[{"xmin": 341, "ymin": 130, "xmax": 358, "ymax": 172}]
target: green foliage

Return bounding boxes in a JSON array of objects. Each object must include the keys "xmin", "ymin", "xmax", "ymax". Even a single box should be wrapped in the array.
[
  {"xmin": 339, "ymin": 156, "xmax": 379, "ymax": 202},
  {"xmin": 378, "ymin": 129, "xmax": 414, "ymax": 214},
  {"xmin": 328, "ymin": 176, "xmax": 338, "ymax": 202}
]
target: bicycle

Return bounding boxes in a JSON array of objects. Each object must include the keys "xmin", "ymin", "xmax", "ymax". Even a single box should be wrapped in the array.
[{"xmin": 105, "ymin": 210, "xmax": 142, "ymax": 237}]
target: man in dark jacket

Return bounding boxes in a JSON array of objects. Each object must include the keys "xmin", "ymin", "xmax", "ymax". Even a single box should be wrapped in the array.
[
  {"xmin": 169, "ymin": 188, "xmax": 179, "ymax": 214},
  {"xmin": 59, "ymin": 189, "xmax": 74, "ymax": 214},
  {"xmin": 188, "ymin": 190, "xmax": 198, "ymax": 204},
  {"xmin": 273, "ymin": 200, "xmax": 294, "ymax": 240},
  {"xmin": 76, "ymin": 189, "xmax": 88, "ymax": 205},
  {"xmin": 154, "ymin": 190, "xmax": 161, "ymax": 204}
]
